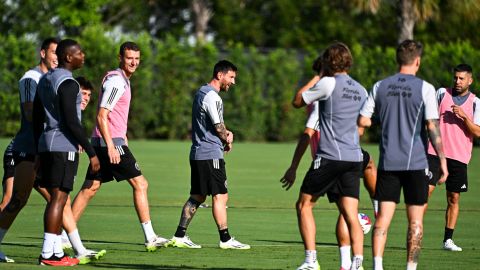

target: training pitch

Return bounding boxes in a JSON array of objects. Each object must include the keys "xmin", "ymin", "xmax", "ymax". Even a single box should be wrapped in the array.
[{"xmin": 0, "ymin": 139, "xmax": 479, "ymax": 269}]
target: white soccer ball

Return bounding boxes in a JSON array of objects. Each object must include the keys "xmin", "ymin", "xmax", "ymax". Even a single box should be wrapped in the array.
[{"xmin": 358, "ymin": 213, "xmax": 372, "ymax": 234}]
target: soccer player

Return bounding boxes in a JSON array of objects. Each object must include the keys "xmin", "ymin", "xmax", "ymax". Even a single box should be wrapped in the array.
[
  {"xmin": 281, "ymin": 55, "xmax": 377, "ymax": 270},
  {"xmin": 0, "ymin": 37, "xmax": 59, "ymax": 264},
  {"xmin": 358, "ymin": 40, "xmax": 448, "ymax": 270},
  {"xmin": 426, "ymin": 64, "xmax": 480, "ymax": 252},
  {"xmin": 71, "ymin": 42, "xmax": 168, "ymax": 252},
  {"xmin": 34, "ymin": 76, "xmax": 106, "ymax": 264},
  {"xmin": 290, "ymin": 42, "xmax": 367, "ymax": 270},
  {"xmin": 166, "ymin": 60, "xmax": 250, "ymax": 250},
  {"xmin": 33, "ymin": 38, "xmax": 100, "ymax": 266},
  {"xmin": 0, "ymin": 140, "xmax": 15, "ymax": 213}
]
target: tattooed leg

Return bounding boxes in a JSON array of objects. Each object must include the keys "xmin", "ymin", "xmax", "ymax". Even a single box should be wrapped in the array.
[
  {"xmin": 179, "ymin": 197, "xmax": 202, "ymax": 228},
  {"xmin": 407, "ymin": 221, "xmax": 423, "ymax": 264}
]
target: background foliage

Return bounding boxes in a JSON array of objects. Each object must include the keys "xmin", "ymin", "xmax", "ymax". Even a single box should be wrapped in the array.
[{"xmin": 1, "ymin": 0, "xmax": 479, "ymax": 142}]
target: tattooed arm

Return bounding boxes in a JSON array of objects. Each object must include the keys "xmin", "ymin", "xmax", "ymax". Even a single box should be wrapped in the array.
[
  {"xmin": 215, "ymin": 122, "xmax": 233, "ymax": 152},
  {"xmin": 426, "ymin": 119, "xmax": 448, "ymax": 184}
]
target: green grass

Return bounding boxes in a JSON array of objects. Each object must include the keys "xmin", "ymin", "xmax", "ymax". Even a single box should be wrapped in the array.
[{"xmin": 0, "ymin": 139, "xmax": 479, "ymax": 269}]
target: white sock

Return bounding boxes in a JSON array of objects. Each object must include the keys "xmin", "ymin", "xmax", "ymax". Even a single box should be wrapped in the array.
[
  {"xmin": 305, "ymin": 249, "xmax": 317, "ymax": 264},
  {"xmin": 351, "ymin": 255, "xmax": 363, "ymax": 270},
  {"xmin": 339, "ymin": 245, "xmax": 351, "ymax": 269},
  {"xmin": 372, "ymin": 199, "xmax": 379, "ymax": 217},
  {"xmin": 53, "ymin": 234, "xmax": 64, "ymax": 257},
  {"xmin": 141, "ymin": 220, "xmax": 156, "ymax": 242},
  {"xmin": 61, "ymin": 230, "xmax": 69, "ymax": 242},
  {"xmin": 41, "ymin": 233, "xmax": 57, "ymax": 259},
  {"xmin": 406, "ymin": 262, "xmax": 417, "ymax": 270},
  {"xmin": 373, "ymin": 256, "xmax": 383, "ymax": 270},
  {"xmin": 68, "ymin": 229, "xmax": 87, "ymax": 255}
]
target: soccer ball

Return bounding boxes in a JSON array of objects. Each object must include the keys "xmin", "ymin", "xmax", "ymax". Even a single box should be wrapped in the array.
[{"xmin": 358, "ymin": 213, "xmax": 372, "ymax": 234}]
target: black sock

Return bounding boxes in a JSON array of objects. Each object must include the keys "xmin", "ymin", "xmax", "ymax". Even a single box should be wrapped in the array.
[
  {"xmin": 444, "ymin": 227, "xmax": 454, "ymax": 242},
  {"xmin": 174, "ymin": 226, "xmax": 187, "ymax": 238},
  {"xmin": 219, "ymin": 228, "xmax": 231, "ymax": 242}
]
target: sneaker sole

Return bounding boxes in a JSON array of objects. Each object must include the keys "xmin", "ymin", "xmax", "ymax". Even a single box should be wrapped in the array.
[
  {"xmin": 171, "ymin": 243, "xmax": 202, "ymax": 249},
  {"xmin": 219, "ymin": 245, "xmax": 251, "ymax": 250}
]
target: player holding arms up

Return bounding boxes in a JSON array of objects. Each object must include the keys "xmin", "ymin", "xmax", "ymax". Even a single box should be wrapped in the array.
[{"xmin": 290, "ymin": 42, "xmax": 367, "ymax": 270}]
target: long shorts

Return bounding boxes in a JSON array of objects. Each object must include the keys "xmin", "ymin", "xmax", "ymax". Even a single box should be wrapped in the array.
[
  {"xmin": 3, "ymin": 154, "xmax": 15, "ymax": 182},
  {"xmin": 301, "ymin": 158, "xmax": 362, "ymax": 202},
  {"xmin": 361, "ymin": 149, "xmax": 370, "ymax": 171},
  {"xmin": 85, "ymin": 145, "xmax": 142, "ymax": 182},
  {"xmin": 12, "ymin": 151, "xmax": 35, "ymax": 164},
  {"xmin": 375, "ymin": 170, "xmax": 429, "ymax": 205},
  {"xmin": 190, "ymin": 159, "xmax": 227, "ymax": 196},
  {"xmin": 38, "ymin": 152, "xmax": 79, "ymax": 192},
  {"xmin": 427, "ymin": 155, "xmax": 468, "ymax": 192}
]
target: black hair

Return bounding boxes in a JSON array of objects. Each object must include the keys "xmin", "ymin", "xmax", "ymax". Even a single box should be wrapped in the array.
[
  {"xmin": 55, "ymin": 39, "xmax": 79, "ymax": 65},
  {"xmin": 212, "ymin": 60, "xmax": 237, "ymax": 79},
  {"xmin": 453, "ymin": 64, "xmax": 473, "ymax": 74},
  {"xmin": 40, "ymin": 37, "xmax": 60, "ymax": 51},
  {"xmin": 119, "ymin": 41, "xmax": 140, "ymax": 57},
  {"xmin": 75, "ymin": 76, "xmax": 94, "ymax": 91}
]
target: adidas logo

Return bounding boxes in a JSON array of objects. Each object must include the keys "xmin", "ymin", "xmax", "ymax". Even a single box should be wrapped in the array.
[{"xmin": 461, "ymin": 184, "xmax": 467, "ymax": 189}]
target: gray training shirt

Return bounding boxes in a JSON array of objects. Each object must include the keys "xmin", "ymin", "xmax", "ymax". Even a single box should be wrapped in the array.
[
  {"xmin": 190, "ymin": 84, "xmax": 225, "ymax": 160},
  {"xmin": 360, "ymin": 73, "xmax": 438, "ymax": 171},
  {"xmin": 302, "ymin": 74, "xmax": 367, "ymax": 162}
]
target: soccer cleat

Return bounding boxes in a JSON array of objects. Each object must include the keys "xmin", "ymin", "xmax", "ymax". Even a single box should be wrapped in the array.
[
  {"xmin": 38, "ymin": 254, "xmax": 80, "ymax": 266},
  {"xmin": 0, "ymin": 251, "xmax": 14, "ymax": 263},
  {"xmin": 76, "ymin": 249, "xmax": 107, "ymax": 265},
  {"xmin": 297, "ymin": 261, "xmax": 320, "ymax": 270},
  {"xmin": 167, "ymin": 236, "xmax": 202, "ymax": 249},
  {"xmin": 61, "ymin": 238, "xmax": 72, "ymax": 250},
  {"xmin": 145, "ymin": 235, "xmax": 169, "ymax": 252},
  {"xmin": 443, "ymin": 239, "xmax": 462, "ymax": 251},
  {"xmin": 219, "ymin": 237, "xmax": 250, "ymax": 250}
]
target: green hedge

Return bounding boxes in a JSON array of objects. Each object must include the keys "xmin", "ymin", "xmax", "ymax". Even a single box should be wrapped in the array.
[{"xmin": 1, "ymin": 28, "xmax": 478, "ymax": 143}]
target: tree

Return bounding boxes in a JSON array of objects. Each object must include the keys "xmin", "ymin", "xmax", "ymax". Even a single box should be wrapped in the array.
[
  {"xmin": 191, "ymin": 0, "xmax": 213, "ymax": 44},
  {"xmin": 352, "ymin": 0, "xmax": 479, "ymax": 43}
]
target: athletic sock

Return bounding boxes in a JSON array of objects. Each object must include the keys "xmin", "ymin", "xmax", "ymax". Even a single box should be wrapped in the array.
[
  {"xmin": 61, "ymin": 230, "xmax": 69, "ymax": 242},
  {"xmin": 68, "ymin": 229, "xmax": 87, "ymax": 255},
  {"xmin": 339, "ymin": 245, "xmax": 351, "ymax": 269},
  {"xmin": 373, "ymin": 256, "xmax": 383, "ymax": 270},
  {"xmin": 174, "ymin": 226, "xmax": 187, "ymax": 238},
  {"xmin": 41, "ymin": 233, "xmax": 56, "ymax": 259},
  {"xmin": 406, "ymin": 262, "xmax": 417, "ymax": 270},
  {"xmin": 351, "ymin": 255, "xmax": 363, "ymax": 270},
  {"xmin": 443, "ymin": 227, "xmax": 454, "ymax": 242},
  {"xmin": 53, "ymin": 234, "xmax": 64, "ymax": 258},
  {"xmin": 141, "ymin": 220, "xmax": 156, "ymax": 242},
  {"xmin": 305, "ymin": 250, "xmax": 317, "ymax": 264},
  {"xmin": 219, "ymin": 228, "xmax": 231, "ymax": 242}
]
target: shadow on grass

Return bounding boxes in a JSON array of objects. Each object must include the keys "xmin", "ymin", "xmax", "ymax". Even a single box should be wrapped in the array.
[{"xmin": 90, "ymin": 262, "xmax": 249, "ymax": 270}]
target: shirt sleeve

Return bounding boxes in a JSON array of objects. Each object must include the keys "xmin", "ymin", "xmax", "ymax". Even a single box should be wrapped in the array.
[
  {"xmin": 100, "ymin": 75, "xmax": 126, "ymax": 111},
  {"xmin": 359, "ymin": 81, "xmax": 379, "ymax": 118},
  {"xmin": 474, "ymin": 97, "xmax": 480, "ymax": 125},
  {"xmin": 305, "ymin": 101, "xmax": 319, "ymax": 131},
  {"xmin": 19, "ymin": 78, "xmax": 38, "ymax": 103},
  {"xmin": 436, "ymin": 87, "xmax": 447, "ymax": 104},
  {"xmin": 203, "ymin": 91, "xmax": 223, "ymax": 125},
  {"xmin": 58, "ymin": 80, "xmax": 96, "ymax": 158},
  {"xmin": 301, "ymin": 76, "xmax": 336, "ymax": 105},
  {"xmin": 422, "ymin": 81, "xmax": 439, "ymax": 120}
]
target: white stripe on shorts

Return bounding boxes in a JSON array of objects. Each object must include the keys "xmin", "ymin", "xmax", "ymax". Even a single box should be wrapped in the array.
[
  {"xmin": 213, "ymin": 159, "xmax": 219, "ymax": 169},
  {"xmin": 116, "ymin": 146, "xmax": 125, "ymax": 155},
  {"xmin": 314, "ymin": 157, "xmax": 322, "ymax": 170},
  {"xmin": 68, "ymin": 151, "xmax": 75, "ymax": 161}
]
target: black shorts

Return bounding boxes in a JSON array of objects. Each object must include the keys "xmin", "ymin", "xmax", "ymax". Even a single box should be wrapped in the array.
[
  {"xmin": 361, "ymin": 149, "xmax": 370, "ymax": 171},
  {"xmin": 301, "ymin": 158, "xmax": 362, "ymax": 202},
  {"xmin": 190, "ymin": 159, "xmax": 227, "ymax": 196},
  {"xmin": 85, "ymin": 145, "xmax": 142, "ymax": 182},
  {"xmin": 3, "ymin": 154, "xmax": 15, "ymax": 182},
  {"xmin": 375, "ymin": 170, "xmax": 429, "ymax": 205},
  {"xmin": 427, "ymin": 154, "xmax": 440, "ymax": 186},
  {"xmin": 12, "ymin": 151, "xmax": 35, "ymax": 164},
  {"xmin": 445, "ymin": 158, "xmax": 468, "ymax": 193},
  {"xmin": 38, "ymin": 152, "xmax": 79, "ymax": 192}
]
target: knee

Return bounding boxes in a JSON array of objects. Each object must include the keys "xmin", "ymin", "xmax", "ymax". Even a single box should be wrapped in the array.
[
  {"xmin": 131, "ymin": 176, "xmax": 149, "ymax": 192},
  {"xmin": 5, "ymin": 192, "xmax": 29, "ymax": 213},
  {"xmin": 296, "ymin": 200, "xmax": 312, "ymax": 215},
  {"xmin": 82, "ymin": 182, "xmax": 101, "ymax": 198},
  {"xmin": 447, "ymin": 194, "xmax": 460, "ymax": 205}
]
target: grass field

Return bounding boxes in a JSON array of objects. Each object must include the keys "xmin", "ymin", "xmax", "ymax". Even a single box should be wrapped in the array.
[{"xmin": 0, "ymin": 139, "xmax": 479, "ymax": 269}]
